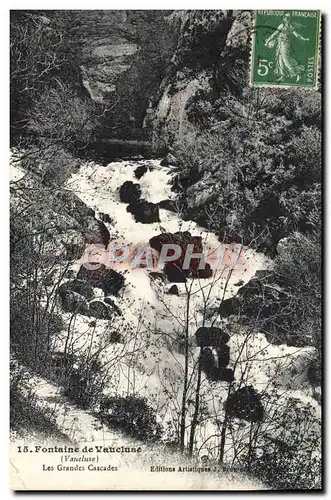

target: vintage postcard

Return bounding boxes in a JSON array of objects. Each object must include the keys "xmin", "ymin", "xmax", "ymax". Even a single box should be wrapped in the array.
[{"xmin": 10, "ymin": 10, "xmax": 322, "ymax": 491}]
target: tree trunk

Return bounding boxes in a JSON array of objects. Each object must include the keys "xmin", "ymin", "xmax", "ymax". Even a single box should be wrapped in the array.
[{"xmin": 188, "ymin": 348, "xmax": 202, "ymax": 457}]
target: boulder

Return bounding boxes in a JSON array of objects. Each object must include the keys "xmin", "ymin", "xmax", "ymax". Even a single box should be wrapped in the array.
[
  {"xmin": 225, "ymin": 386, "xmax": 264, "ymax": 423},
  {"xmin": 195, "ymin": 327, "xmax": 230, "ymax": 347},
  {"xmin": 77, "ymin": 265, "xmax": 124, "ymax": 295},
  {"xmin": 149, "ymin": 231, "xmax": 212, "ymax": 282},
  {"xmin": 104, "ymin": 297, "xmax": 122, "ymax": 316},
  {"xmin": 149, "ymin": 231, "xmax": 196, "ymax": 253},
  {"xmin": 200, "ymin": 347, "xmax": 218, "ymax": 378},
  {"xmin": 60, "ymin": 290, "xmax": 89, "ymax": 314},
  {"xmin": 217, "ymin": 344, "xmax": 230, "ymax": 367},
  {"xmin": 160, "ymin": 153, "xmax": 178, "ymax": 167},
  {"xmin": 119, "ymin": 181, "xmax": 141, "ymax": 204},
  {"xmin": 158, "ymin": 199, "xmax": 178, "ymax": 213},
  {"xmin": 99, "ymin": 212, "xmax": 113, "ymax": 224},
  {"xmin": 195, "ymin": 263, "xmax": 213, "ymax": 279},
  {"xmin": 88, "ymin": 300, "xmax": 113, "ymax": 320},
  {"xmin": 164, "ymin": 266, "xmax": 187, "ymax": 283},
  {"xmin": 200, "ymin": 345, "xmax": 233, "ymax": 382},
  {"xmin": 84, "ymin": 217, "xmax": 111, "ymax": 247},
  {"xmin": 134, "ymin": 165, "xmax": 148, "ymax": 179},
  {"xmin": 58, "ymin": 279, "xmax": 95, "ymax": 300},
  {"xmin": 210, "ymin": 367, "xmax": 235, "ymax": 383},
  {"xmin": 166, "ymin": 285, "xmax": 179, "ymax": 296},
  {"xmin": 109, "ymin": 330, "xmax": 124, "ymax": 343},
  {"xmin": 127, "ymin": 199, "xmax": 160, "ymax": 224}
]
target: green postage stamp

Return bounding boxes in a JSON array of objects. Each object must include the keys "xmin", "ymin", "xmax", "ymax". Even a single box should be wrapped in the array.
[{"xmin": 250, "ymin": 10, "xmax": 321, "ymax": 89}]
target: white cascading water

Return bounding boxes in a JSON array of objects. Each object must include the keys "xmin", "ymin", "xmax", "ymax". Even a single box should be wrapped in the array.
[{"xmin": 62, "ymin": 159, "xmax": 319, "ymax": 458}]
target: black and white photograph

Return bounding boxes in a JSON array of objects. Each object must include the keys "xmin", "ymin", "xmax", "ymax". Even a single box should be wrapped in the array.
[{"xmin": 9, "ymin": 9, "xmax": 322, "ymax": 491}]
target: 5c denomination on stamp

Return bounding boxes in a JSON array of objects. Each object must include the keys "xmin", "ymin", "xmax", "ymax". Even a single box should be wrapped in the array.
[{"xmin": 250, "ymin": 10, "xmax": 321, "ymax": 89}]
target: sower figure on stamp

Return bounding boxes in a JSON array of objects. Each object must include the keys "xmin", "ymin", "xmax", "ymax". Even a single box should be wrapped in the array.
[{"xmin": 265, "ymin": 13, "xmax": 309, "ymax": 83}]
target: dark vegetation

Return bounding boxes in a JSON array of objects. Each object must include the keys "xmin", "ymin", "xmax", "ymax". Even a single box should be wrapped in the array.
[
  {"xmin": 10, "ymin": 10, "xmax": 175, "ymax": 159},
  {"xmin": 219, "ymin": 232, "xmax": 321, "ymax": 348},
  {"xmin": 10, "ymin": 360, "xmax": 68, "ymax": 440},
  {"xmin": 10, "ymin": 10, "xmax": 321, "ymax": 490},
  {"xmin": 98, "ymin": 395, "xmax": 163, "ymax": 442},
  {"xmin": 173, "ymin": 86, "xmax": 321, "ymax": 256}
]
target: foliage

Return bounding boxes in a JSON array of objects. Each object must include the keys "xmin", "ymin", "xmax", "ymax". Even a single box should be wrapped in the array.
[
  {"xmin": 26, "ymin": 83, "xmax": 99, "ymax": 148},
  {"xmin": 10, "ymin": 359, "xmax": 64, "ymax": 438},
  {"xmin": 273, "ymin": 231, "xmax": 321, "ymax": 349},
  {"xmin": 11, "ymin": 11, "xmax": 79, "ymax": 140},
  {"xmin": 175, "ymin": 87, "xmax": 321, "ymax": 255},
  {"xmin": 247, "ymin": 397, "xmax": 322, "ymax": 490},
  {"xmin": 10, "ymin": 288, "xmax": 65, "ymax": 368},
  {"xmin": 63, "ymin": 358, "xmax": 110, "ymax": 410},
  {"xmin": 98, "ymin": 395, "xmax": 163, "ymax": 442}
]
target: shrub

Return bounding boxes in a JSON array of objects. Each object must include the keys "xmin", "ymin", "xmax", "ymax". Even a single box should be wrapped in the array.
[
  {"xmin": 173, "ymin": 85, "xmax": 321, "ymax": 255},
  {"xmin": 247, "ymin": 398, "xmax": 321, "ymax": 490},
  {"xmin": 10, "ymin": 359, "xmax": 64, "ymax": 438},
  {"xmin": 98, "ymin": 395, "xmax": 163, "ymax": 442},
  {"xmin": 27, "ymin": 83, "xmax": 98, "ymax": 148},
  {"xmin": 63, "ymin": 358, "xmax": 109, "ymax": 410},
  {"xmin": 219, "ymin": 232, "xmax": 321, "ymax": 349},
  {"xmin": 10, "ymin": 290, "xmax": 65, "ymax": 368}
]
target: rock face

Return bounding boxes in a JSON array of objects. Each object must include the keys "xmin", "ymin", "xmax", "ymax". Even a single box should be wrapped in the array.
[
  {"xmin": 149, "ymin": 231, "xmax": 213, "ymax": 282},
  {"xmin": 225, "ymin": 386, "xmax": 264, "ymax": 423},
  {"xmin": 71, "ymin": 11, "xmax": 151, "ymax": 103},
  {"xmin": 11, "ymin": 175, "xmax": 110, "ymax": 264},
  {"xmin": 63, "ymin": 11, "xmax": 176, "ymax": 139},
  {"xmin": 55, "ymin": 190, "xmax": 111, "ymax": 247},
  {"xmin": 144, "ymin": 11, "xmax": 251, "ymax": 143}
]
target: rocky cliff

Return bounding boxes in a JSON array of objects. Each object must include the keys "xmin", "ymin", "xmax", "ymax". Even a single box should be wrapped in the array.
[
  {"xmin": 66, "ymin": 10, "xmax": 252, "ymax": 143},
  {"xmin": 144, "ymin": 10, "xmax": 252, "ymax": 144},
  {"xmin": 64, "ymin": 10, "xmax": 177, "ymax": 139}
]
